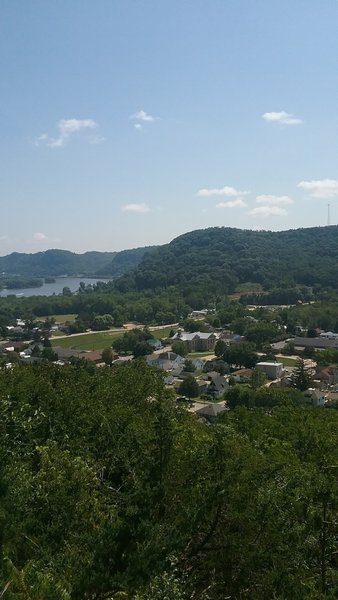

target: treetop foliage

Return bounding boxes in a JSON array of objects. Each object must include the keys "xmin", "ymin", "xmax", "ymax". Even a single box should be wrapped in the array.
[
  {"xmin": 0, "ymin": 362, "xmax": 338, "ymax": 598},
  {"xmin": 116, "ymin": 225, "xmax": 338, "ymax": 299}
]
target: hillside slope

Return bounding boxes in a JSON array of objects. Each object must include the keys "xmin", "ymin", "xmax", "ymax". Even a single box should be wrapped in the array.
[
  {"xmin": 0, "ymin": 246, "xmax": 154, "ymax": 277},
  {"xmin": 115, "ymin": 226, "xmax": 338, "ymax": 296}
]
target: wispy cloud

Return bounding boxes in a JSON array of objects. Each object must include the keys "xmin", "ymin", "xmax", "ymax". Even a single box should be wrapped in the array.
[
  {"xmin": 256, "ymin": 194, "xmax": 293, "ymax": 205},
  {"xmin": 249, "ymin": 206, "xmax": 287, "ymax": 217},
  {"xmin": 216, "ymin": 199, "xmax": 247, "ymax": 208},
  {"xmin": 297, "ymin": 179, "xmax": 338, "ymax": 199},
  {"xmin": 197, "ymin": 185, "xmax": 250, "ymax": 197},
  {"xmin": 121, "ymin": 203, "xmax": 151, "ymax": 213},
  {"xmin": 262, "ymin": 111, "xmax": 303, "ymax": 125},
  {"xmin": 33, "ymin": 232, "xmax": 48, "ymax": 241},
  {"xmin": 130, "ymin": 110, "xmax": 160, "ymax": 130},
  {"xmin": 36, "ymin": 118, "xmax": 97, "ymax": 148}
]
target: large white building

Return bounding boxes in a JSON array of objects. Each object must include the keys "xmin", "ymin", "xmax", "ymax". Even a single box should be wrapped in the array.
[{"xmin": 256, "ymin": 361, "xmax": 283, "ymax": 380}]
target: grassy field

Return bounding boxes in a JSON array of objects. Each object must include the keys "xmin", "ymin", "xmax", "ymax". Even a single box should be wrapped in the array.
[
  {"xmin": 187, "ymin": 351, "xmax": 215, "ymax": 358},
  {"xmin": 149, "ymin": 326, "xmax": 176, "ymax": 339},
  {"xmin": 277, "ymin": 356, "xmax": 298, "ymax": 367},
  {"xmin": 51, "ymin": 331, "xmax": 123, "ymax": 351}
]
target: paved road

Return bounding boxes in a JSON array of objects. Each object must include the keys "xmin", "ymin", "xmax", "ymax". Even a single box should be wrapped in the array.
[{"xmin": 51, "ymin": 323, "xmax": 179, "ymax": 341}]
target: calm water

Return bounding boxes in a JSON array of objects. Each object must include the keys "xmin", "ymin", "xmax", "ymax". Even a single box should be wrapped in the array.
[{"xmin": 0, "ymin": 277, "xmax": 112, "ymax": 298}]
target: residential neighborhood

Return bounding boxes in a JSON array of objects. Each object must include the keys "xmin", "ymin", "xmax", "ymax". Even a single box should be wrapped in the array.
[{"xmin": 2, "ymin": 310, "xmax": 338, "ymax": 415}]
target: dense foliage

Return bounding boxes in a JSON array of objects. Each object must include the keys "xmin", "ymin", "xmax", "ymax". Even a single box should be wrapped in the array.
[
  {"xmin": 116, "ymin": 226, "xmax": 338, "ymax": 301},
  {"xmin": 0, "ymin": 247, "xmax": 153, "ymax": 278},
  {"xmin": 1, "ymin": 362, "xmax": 338, "ymax": 599}
]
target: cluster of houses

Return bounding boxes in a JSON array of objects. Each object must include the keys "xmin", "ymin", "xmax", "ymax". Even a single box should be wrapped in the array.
[{"xmin": 2, "ymin": 313, "xmax": 338, "ymax": 411}]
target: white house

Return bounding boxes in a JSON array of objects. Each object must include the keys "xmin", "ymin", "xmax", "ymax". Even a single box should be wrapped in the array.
[{"xmin": 146, "ymin": 351, "xmax": 185, "ymax": 372}]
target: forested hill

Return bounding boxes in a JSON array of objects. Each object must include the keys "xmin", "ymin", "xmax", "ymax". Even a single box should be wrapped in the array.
[
  {"xmin": 115, "ymin": 226, "xmax": 338, "ymax": 296},
  {"xmin": 0, "ymin": 246, "xmax": 154, "ymax": 277}
]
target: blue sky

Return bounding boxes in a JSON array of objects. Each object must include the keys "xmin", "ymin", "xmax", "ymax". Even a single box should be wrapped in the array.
[{"xmin": 1, "ymin": 0, "xmax": 337, "ymax": 253}]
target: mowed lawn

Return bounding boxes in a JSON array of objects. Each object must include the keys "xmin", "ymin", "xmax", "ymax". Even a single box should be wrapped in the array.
[
  {"xmin": 51, "ymin": 331, "xmax": 123, "ymax": 351},
  {"xmin": 277, "ymin": 356, "xmax": 298, "ymax": 367},
  {"xmin": 149, "ymin": 326, "xmax": 176, "ymax": 339}
]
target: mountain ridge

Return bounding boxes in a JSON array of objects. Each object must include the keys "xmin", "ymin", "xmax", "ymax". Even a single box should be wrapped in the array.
[
  {"xmin": 0, "ymin": 246, "xmax": 156, "ymax": 278},
  {"xmin": 114, "ymin": 225, "xmax": 338, "ymax": 297}
]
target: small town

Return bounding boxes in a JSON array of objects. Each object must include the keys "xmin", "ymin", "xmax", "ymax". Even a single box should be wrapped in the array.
[
  {"xmin": 2, "ymin": 304, "xmax": 338, "ymax": 420},
  {"xmin": 1, "ymin": 2, "xmax": 338, "ymax": 598}
]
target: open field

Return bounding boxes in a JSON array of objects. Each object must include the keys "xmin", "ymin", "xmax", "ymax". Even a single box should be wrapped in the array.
[
  {"xmin": 149, "ymin": 326, "xmax": 176, "ymax": 339},
  {"xmin": 51, "ymin": 330, "xmax": 123, "ymax": 351},
  {"xmin": 277, "ymin": 356, "xmax": 298, "ymax": 367}
]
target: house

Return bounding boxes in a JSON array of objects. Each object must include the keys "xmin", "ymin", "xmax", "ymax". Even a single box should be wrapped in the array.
[
  {"xmin": 303, "ymin": 388, "xmax": 325, "ymax": 407},
  {"xmin": 148, "ymin": 338, "xmax": 163, "ymax": 350},
  {"xmin": 207, "ymin": 374, "xmax": 229, "ymax": 398},
  {"xmin": 203, "ymin": 360, "xmax": 228, "ymax": 373},
  {"xmin": 194, "ymin": 402, "xmax": 227, "ymax": 422},
  {"xmin": 314, "ymin": 366, "xmax": 338, "ymax": 387},
  {"xmin": 232, "ymin": 368, "xmax": 253, "ymax": 383},
  {"xmin": 171, "ymin": 331, "xmax": 217, "ymax": 352},
  {"xmin": 78, "ymin": 350, "xmax": 107, "ymax": 364},
  {"xmin": 146, "ymin": 351, "xmax": 185, "ymax": 371},
  {"xmin": 164, "ymin": 374, "xmax": 175, "ymax": 385},
  {"xmin": 52, "ymin": 346, "xmax": 80, "ymax": 361},
  {"xmin": 196, "ymin": 379, "xmax": 210, "ymax": 395},
  {"xmin": 192, "ymin": 358, "xmax": 205, "ymax": 370},
  {"xmin": 319, "ymin": 331, "xmax": 338, "ymax": 340},
  {"xmin": 256, "ymin": 361, "xmax": 283, "ymax": 380}
]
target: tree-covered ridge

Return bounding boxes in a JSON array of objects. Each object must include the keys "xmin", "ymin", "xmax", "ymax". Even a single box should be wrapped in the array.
[
  {"xmin": 0, "ymin": 362, "xmax": 337, "ymax": 599},
  {"xmin": 0, "ymin": 246, "xmax": 155, "ymax": 278},
  {"xmin": 117, "ymin": 226, "xmax": 338, "ymax": 296}
]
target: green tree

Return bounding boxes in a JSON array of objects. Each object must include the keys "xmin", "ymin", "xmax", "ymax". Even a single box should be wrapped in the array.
[
  {"xmin": 133, "ymin": 341, "xmax": 153, "ymax": 357},
  {"xmin": 178, "ymin": 375, "xmax": 199, "ymax": 399},
  {"xmin": 250, "ymin": 367, "xmax": 266, "ymax": 390},
  {"xmin": 291, "ymin": 358, "xmax": 313, "ymax": 391},
  {"xmin": 171, "ymin": 340, "xmax": 188, "ymax": 357},
  {"xmin": 215, "ymin": 339, "xmax": 227, "ymax": 358},
  {"xmin": 184, "ymin": 358, "xmax": 195, "ymax": 372},
  {"xmin": 101, "ymin": 347, "xmax": 114, "ymax": 365}
]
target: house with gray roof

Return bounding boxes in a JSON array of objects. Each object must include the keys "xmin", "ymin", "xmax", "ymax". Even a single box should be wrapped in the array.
[{"xmin": 146, "ymin": 351, "xmax": 185, "ymax": 371}]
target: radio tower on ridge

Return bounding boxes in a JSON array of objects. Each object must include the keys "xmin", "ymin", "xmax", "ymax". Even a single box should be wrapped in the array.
[{"xmin": 328, "ymin": 203, "xmax": 331, "ymax": 226}]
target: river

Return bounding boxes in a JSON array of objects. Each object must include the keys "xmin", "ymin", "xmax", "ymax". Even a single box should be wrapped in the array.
[{"xmin": 0, "ymin": 277, "xmax": 112, "ymax": 298}]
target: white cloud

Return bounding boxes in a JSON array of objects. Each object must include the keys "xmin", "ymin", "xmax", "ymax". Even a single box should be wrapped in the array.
[
  {"xmin": 249, "ymin": 206, "xmax": 287, "ymax": 217},
  {"xmin": 297, "ymin": 179, "xmax": 338, "ymax": 199},
  {"xmin": 130, "ymin": 110, "xmax": 159, "ymax": 124},
  {"xmin": 216, "ymin": 198, "xmax": 247, "ymax": 208},
  {"xmin": 256, "ymin": 194, "xmax": 293, "ymax": 205},
  {"xmin": 197, "ymin": 185, "xmax": 250, "ymax": 197},
  {"xmin": 91, "ymin": 135, "xmax": 105, "ymax": 144},
  {"xmin": 134, "ymin": 123, "xmax": 142, "ymax": 130},
  {"xmin": 262, "ymin": 111, "xmax": 303, "ymax": 125},
  {"xmin": 121, "ymin": 203, "xmax": 151, "ymax": 213},
  {"xmin": 36, "ymin": 118, "xmax": 97, "ymax": 148},
  {"xmin": 33, "ymin": 232, "xmax": 48, "ymax": 241}
]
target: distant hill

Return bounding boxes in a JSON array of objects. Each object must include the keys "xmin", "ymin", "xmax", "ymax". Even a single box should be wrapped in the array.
[
  {"xmin": 96, "ymin": 246, "xmax": 157, "ymax": 277},
  {"xmin": 0, "ymin": 246, "xmax": 154, "ymax": 278},
  {"xmin": 115, "ymin": 226, "xmax": 338, "ymax": 297}
]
